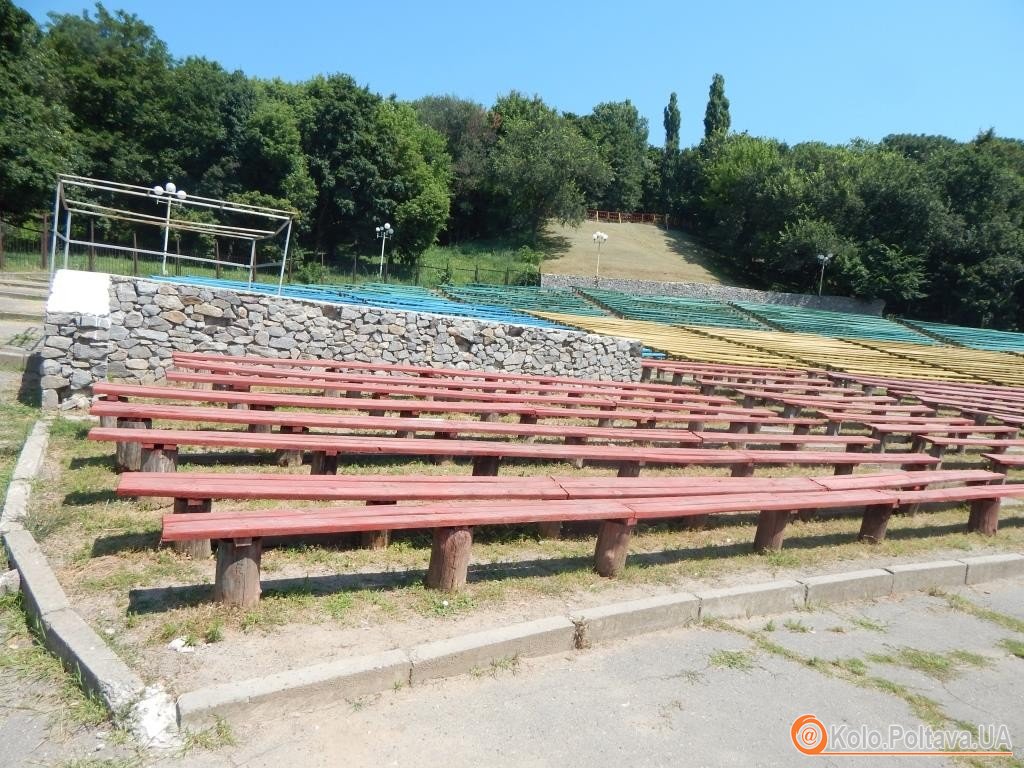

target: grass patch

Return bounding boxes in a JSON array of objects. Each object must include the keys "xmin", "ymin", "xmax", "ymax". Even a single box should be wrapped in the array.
[
  {"xmin": 998, "ymin": 638, "xmax": 1024, "ymax": 659},
  {"xmin": 709, "ymin": 649, "xmax": 754, "ymax": 670},
  {"xmin": 59, "ymin": 759, "xmax": 143, "ymax": 768},
  {"xmin": 935, "ymin": 591, "xmax": 1024, "ymax": 634},
  {"xmin": 0, "ymin": 591, "xmax": 109, "ymax": 728},
  {"xmin": 866, "ymin": 647, "xmax": 991, "ymax": 681},
  {"xmin": 849, "ymin": 616, "xmax": 887, "ymax": 633},
  {"xmin": 0, "ymin": 396, "xmax": 38, "ymax": 500},
  {"xmin": 471, "ymin": 654, "xmax": 522, "ymax": 678},
  {"xmin": 179, "ymin": 716, "xmax": 236, "ymax": 755},
  {"xmin": 783, "ymin": 618, "xmax": 810, "ymax": 633},
  {"xmin": 834, "ymin": 657, "xmax": 868, "ymax": 676}
]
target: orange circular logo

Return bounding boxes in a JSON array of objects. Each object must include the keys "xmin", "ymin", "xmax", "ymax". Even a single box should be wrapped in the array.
[{"xmin": 791, "ymin": 714, "xmax": 828, "ymax": 755}]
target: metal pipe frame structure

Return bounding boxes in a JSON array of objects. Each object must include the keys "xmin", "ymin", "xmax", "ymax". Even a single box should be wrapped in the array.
[{"xmin": 49, "ymin": 174, "xmax": 296, "ymax": 294}]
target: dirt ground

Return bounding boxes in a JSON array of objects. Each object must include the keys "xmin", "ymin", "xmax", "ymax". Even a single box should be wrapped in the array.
[{"xmin": 541, "ymin": 221, "xmax": 724, "ymax": 283}]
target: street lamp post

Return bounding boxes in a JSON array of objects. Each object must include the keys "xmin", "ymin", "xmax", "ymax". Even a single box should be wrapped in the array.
[
  {"xmin": 592, "ymin": 231, "xmax": 608, "ymax": 280},
  {"xmin": 375, "ymin": 222, "xmax": 394, "ymax": 280},
  {"xmin": 151, "ymin": 181, "xmax": 187, "ymax": 275},
  {"xmin": 817, "ymin": 252, "xmax": 834, "ymax": 296}
]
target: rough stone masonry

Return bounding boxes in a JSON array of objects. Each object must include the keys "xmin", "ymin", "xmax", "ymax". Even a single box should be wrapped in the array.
[{"xmin": 40, "ymin": 271, "xmax": 642, "ymax": 408}]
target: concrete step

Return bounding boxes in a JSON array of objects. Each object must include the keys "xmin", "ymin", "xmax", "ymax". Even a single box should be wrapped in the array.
[
  {"xmin": 0, "ymin": 297, "xmax": 45, "ymax": 322},
  {"xmin": 0, "ymin": 272, "xmax": 50, "ymax": 286},
  {"xmin": 0, "ymin": 317, "xmax": 43, "ymax": 371},
  {"xmin": 0, "ymin": 285, "xmax": 49, "ymax": 301}
]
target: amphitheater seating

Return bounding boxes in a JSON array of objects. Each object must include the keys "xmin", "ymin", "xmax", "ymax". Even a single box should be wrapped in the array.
[
  {"xmin": 147, "ymin": 276, "xmax": 566, "ymax": 329},
  {"xmin": 733, "ymin": 301, "xmax": 935, "ymax": 344},
  {"xmin": 902, "ymin": 319, "xmax": 1024, "ymax": 354},
  {"xmin": 159, "ymin": 475, "xmax": 1023, "ymax": 605},
  {"xmin": 580, "ymin": 288, "xmax": 769, "ymax": 330},
  {"xmin": 440, "ymin": 284, "xmax": 607, "ymax": 316}
]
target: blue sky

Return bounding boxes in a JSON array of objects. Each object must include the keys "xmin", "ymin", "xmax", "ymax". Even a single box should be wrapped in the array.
[{"xmin": 22, "ymin": 0, "xmax": 1024, "ymax": 148}]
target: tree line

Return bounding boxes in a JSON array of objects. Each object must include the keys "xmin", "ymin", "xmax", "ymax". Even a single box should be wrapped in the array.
[{"xmin": 2, "ymin": 2, "xmax": 1022, "ymax": 328}]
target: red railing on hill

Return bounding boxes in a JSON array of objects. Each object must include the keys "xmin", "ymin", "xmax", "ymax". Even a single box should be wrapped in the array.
[{"xmin": 587, "ymin": 210, "xmax": 670, "ymax": 226}]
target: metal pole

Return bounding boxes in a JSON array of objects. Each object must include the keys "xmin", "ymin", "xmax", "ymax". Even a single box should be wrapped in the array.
[
  {"xmin": 161, "ymin": 196, "xmax": 171, "ymax": 275},
  {"xmin": 277, "ymin": 219, "xmax": 292, "ymax": 295},
  {"xmin": 62, "ymin": 210, "xmax": 71, "ymax": 270},
  {"xmin": 596, "ymin": 241, "xmax": 601, "ymax": 279},
  {"xmin": 49, "ymin": 182, "xmax": 61, "ymax": 276},
  {"xmin": 248, "ymin": 240, "xmax": 257, "ymax": 287},
  {"xmin": 818, "ymin": 261, "xmax": 826, "ymax": 295},
  {"xmin": 378, "ymin": 235, "xmax": 386, "ymax": 280}
]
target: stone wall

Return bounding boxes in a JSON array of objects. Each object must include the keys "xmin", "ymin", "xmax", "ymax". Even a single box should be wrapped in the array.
[
  {"xmin": 41, "ymin": 271, "xmax": 642, "ymax": 408},
  {"xmin": 540, "ymin": 274, "xmax": 885, "ymax": 316}
]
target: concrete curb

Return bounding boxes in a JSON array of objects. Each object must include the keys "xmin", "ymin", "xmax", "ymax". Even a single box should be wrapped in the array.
[
  {"xmin": 409, "ymin": 616, "xmax": 576, "ymax": 686},
  {"xmin": 0, "ymin": 418, "xmax": 177, "ymax": 747},
  {"xmin": 176, "ymin": 650, "xmax": 410, "ymax": 728},
  {"xmin": 176, "ymin": 551, "xmax": 1024, "ymax": 727},
  {"xmin": 961, "ymin": 553, "xmax": 1024, "ymax": 584},
  {"xmin": 0, "ymin": 419, "xmax": 49, "ymax": 535}
]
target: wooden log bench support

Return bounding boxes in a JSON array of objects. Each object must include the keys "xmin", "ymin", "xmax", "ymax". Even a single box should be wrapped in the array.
[
  {"xmin": 140, "ymin": 442, "xmax": 177, "ymax": 473},
  {"xmin": 309, "ymin": 450, "xmax": 339, "ymax": 475},
  {"xmin": 424, "ymin": 527, "xmax": 473, "ymax": 590},
  {"xmin": 277, "ymin": 425, "xmax": 308, "ymax": 467},
  {"xmin": 214, "ymin": 538, "xmax": 262, "ymax": 607},
  {"xmin": 248, "ymin": 404, "xmax": 274, "ymax": 433},
  {"xmin": 753, "ymin": 509, "xmax": 795, "ymax": 553},
  {"xmin": 857, "ymin": 503, "xmax": 896, "ymax": 544},
  {"xmin": 172, "ymin": 497, "xmax": 212, "ymax": 559},
  {"xmin": 593, "ymin": 519, "xmax": 636, "ymax": 577},
  {"xmin": 115, "ymin": 417, "xmax": 151, "ymax": 472},
  {"xmin": 362, "ymin": 500, "xmax": 393, "ymax": 550},
  {"xmin": 472, "ymin": 455, "xmax": 501, "ymax": 476}
]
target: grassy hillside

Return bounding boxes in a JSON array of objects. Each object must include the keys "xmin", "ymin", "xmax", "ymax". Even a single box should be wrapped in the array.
[{"xmin": 541, "ymin": 221, "xmax": 724, "ymax": 283}]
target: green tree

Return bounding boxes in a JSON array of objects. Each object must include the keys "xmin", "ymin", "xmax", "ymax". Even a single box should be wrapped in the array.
[
  {"xmin": 413, "ymin": 95, "xmax": 495, "ymax": 241},
  {"xmin": 45, "ymin": 2, "xmax": 173, "ymax": 183},
  {"xmin": 582, "ymin": 100, "xmax": 649, "ymax": 212},
  {"xmin": 663, "ymin": 91, "xmax": 680, "ymax": 154},
  {"xmin": 164, "ymin": 57, "xmax": 256, "ymax": 198},
  {"xmin": 0, "ymin": 0, "xmax": 79, "ymax": 216},
  {"xmin": 702, "ymin": 73, "xmax": 731, "ymax": 143},
  {"xmin": 298, "ymin": 73, "xmax": 385, "ymax": 254},
  {"xmin": 373, "ymin": 100, "xmax": 452, "ymax": 262},
  {"xmin": 236, "ymin": 91, "xmax": 315, "ymax": 217},
  {"xmin": 488, "ymin": 92, "xmax": 610, "ymax": 236}
]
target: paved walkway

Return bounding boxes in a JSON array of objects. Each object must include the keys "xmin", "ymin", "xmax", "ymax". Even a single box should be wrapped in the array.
[
  {"xmin": 159, "ymin": 577, "xmax": 1024, "ymax": 768},
  {"xmin": 2, "ymin": 575, "xmax": 1022, "ymax": 766}
]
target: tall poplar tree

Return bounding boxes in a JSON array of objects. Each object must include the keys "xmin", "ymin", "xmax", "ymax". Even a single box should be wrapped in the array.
[
  {"xmin": 663, "ymin": 92, "xmax": 680, "ymax": 154},
  {"xmin": 703, "ymin": 73, "xmax": 731, "ymax": 142}
]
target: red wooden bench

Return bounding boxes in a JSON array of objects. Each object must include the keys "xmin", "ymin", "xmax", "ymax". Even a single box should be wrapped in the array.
[
  {"xmin": 93, "ymin": 383, "xmax": 826, "ymax": 437},
  {"xmin": 915, "ymin": 436, "xmax": 1024, "ymax": 464},
  {"xmin": 90, "ymin": 401, "xmax": 704, "ymax": 449},
  {"xmin": 173, "ymin": 351, "xmax": 705, "ymax": 399},
  {"xmin": 90, "ymin": 401, "xmax": 876, "ymax": 459},
  {"xmin": 88, "ymin": 426, "xmax": 932, "ymax": 477},
  {"xmin": 983, "ymin": 453, "xmax": 1024, "ymax": 476},
  {"xmin": 161, "ymin": 479, "xmax": 1024, "ymax": 606},
  {"xmin": 171, "ymin": 358, "xmax": 725, "ymax": 407}
]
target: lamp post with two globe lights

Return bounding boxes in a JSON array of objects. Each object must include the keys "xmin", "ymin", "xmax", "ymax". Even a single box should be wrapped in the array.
[
  {"xmin": 151, "ymin": 181, "xmax": 187, "ymax": 275},
  {"xmin": 817, "ymin": 252, "xmax": 834, "ymax": 296},
  {"xmin": 593, "ymin": 230, "xmax": 608, "ymax": 281},
  {"xmin": 376, "ymin": 222, "xmax": 394, "ymax": 280}
]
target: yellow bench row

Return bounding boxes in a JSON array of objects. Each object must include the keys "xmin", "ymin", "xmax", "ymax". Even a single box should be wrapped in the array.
[{"xmin": 533, "ymin": 312, "xmax": 1017, "ymax": 383}]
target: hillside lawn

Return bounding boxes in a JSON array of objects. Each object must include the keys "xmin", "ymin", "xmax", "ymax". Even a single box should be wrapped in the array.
[{"xmin": 541, "ymin": 221, "xmax": 724, "ymax": 284}]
